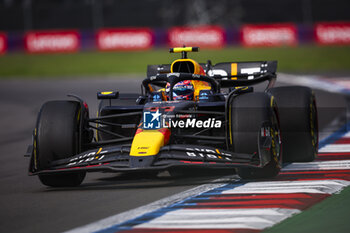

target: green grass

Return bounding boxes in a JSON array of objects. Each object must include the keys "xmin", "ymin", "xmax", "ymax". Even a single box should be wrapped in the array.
[
  {"xmin": 0, "ymin": 46, "xmax": 350, "ymax": 78},
  {"xmin": 264, "ymin": 185, "xmax": 350, "ymax": 233}
]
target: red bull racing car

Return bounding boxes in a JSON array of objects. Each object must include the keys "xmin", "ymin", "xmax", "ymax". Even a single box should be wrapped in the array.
[{"xmin": 25, "ymin": 47, "xmax": 318, "ymax": 187}]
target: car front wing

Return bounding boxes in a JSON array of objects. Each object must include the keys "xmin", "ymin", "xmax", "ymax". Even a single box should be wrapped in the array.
[{"xmin": 28, "ymin": 141, "xmax": 272, "ymax": 175}]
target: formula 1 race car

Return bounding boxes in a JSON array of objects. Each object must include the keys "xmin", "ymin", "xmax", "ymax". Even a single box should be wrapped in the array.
[{"xmin": 25, "ymin": 47, "xmax": 318, "ymax": 187}]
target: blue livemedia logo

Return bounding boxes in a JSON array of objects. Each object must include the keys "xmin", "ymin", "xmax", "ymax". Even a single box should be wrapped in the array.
[{"xmin": 143, "ymin": 109, "xmax": 162, "ymax": 129}]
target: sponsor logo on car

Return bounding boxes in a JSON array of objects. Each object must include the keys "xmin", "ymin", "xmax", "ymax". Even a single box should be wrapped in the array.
[
  {"xmin": 143, "ymin": 110, "xmax": 222, "ymax": 129},
  {"xmin": 67, "ymin": 148, "xmax": 107, "ymax": 166},
  {"xmin": 185, "ymin": 147, "xmax": 233, "ymax": 160},
  {"xmin": 143, "ymin": 110, "xmax": 162, "ymax": 129}
]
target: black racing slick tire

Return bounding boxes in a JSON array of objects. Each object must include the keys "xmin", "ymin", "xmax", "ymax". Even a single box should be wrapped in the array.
[
  {"xmin": 35, "ymin": 101, "xmax": 86, "ymax": 187},
  {"xmin": 230, "ymin": 92, "xmax": 282, "ymax": 179},
  {"xmin": 267, "ymin": 86, "xmax": 318, "ymax": 162}
]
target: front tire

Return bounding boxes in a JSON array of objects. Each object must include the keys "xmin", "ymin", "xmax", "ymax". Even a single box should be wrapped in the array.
[
  {"xmin": 229, "ymin": 92, "xmax": 282, "ymax": 179},
  {"xmin": 35, "ymin": 101, "xmax": 86, "ymax": 187}
]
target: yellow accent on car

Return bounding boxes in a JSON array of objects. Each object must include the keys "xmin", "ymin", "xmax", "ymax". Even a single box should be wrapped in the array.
[
  {"xmin": 231, "ymin": 63, "xmax": 237, "ymax": 80},
  {"xmin": 270, "ymin": 95, "xmax": 275, "ymax": 107},
  {"xmin": 77, "ymin": 108, "xmax": 81, "ymax": 122},
  {"xmin": 171, "ymin": 47, "xmax": 198, "ymax": 53},
  {"xmin": 130, "ymin": 130, "xmax": 165, "ymax": 156},
  {"xmin": 192, "ymin": 80, "xmax": 211, "ymax": 99},
  {"xmin": 101, "ymin": 91, "xmax": 113, "ymax": 95},
  {"xmin": 96, "ymin": 147, "xmax": 102, "ymax": 155},
  {"xmin": 236, "ymin": 86, "xmax": 249, "ymax": 90}
]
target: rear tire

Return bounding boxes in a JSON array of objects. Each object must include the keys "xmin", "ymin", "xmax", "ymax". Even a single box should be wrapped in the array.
[
  {"xmin": 35, "ymin": 101, "xmax": 86, "ymax": 187},
  {"xmin": 230, "ymin": 92, "xmax": 282, "ymax": 179},
  {"xmin": 267, "ymin": 86, "xmax": 318, "ymax": 162}
]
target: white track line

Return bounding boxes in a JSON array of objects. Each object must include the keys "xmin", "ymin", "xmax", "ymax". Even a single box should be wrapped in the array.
[
  {"xmin": 64, "ymin": 175, "xmax": 238, "ymax": 233},
  {"xmin": 320, "ymin": 144, "xmax": 350, "ymax": 152},
  {"xmin": 221, "ymin": 179, "xmax": 350, "ymax": 194},
  {"xmin": 283, "ymin": 160, "xmax": 350, "ymax": 171},
  {"xmin": 134, "ymin": 208, "xmax": 300, "ymax": 230}
]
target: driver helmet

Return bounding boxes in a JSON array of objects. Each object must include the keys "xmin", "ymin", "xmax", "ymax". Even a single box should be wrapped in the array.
[{"xmin": 166, "ymin": 80, "xmax": 194, "ymax": 100}]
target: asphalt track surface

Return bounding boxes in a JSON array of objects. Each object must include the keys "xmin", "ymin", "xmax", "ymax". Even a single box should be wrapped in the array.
[{"xmin": 0, "ymin": 75, "xmax": 347, "ymax": 233}]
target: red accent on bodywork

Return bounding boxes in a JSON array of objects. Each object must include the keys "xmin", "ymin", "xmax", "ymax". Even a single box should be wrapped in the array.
[
  {"xmin": 135, "ymin": 128, "xmax": 143, "ymax": 135},
  {"xmin": 180, "ymin": 160, "xmax": 204, "ymax": 164},
  {"xmin": 158, "ymin": 128, "xmax": 171, "ymax": 145},
  {"xmin": 164, "ymin": 106, "xmax": 175, "ymax": 112},
  {"xmin": 85, "ymin": 164, "xmax": 102, "ymax": 168},
  {"xmin": 83, "ymin": 102, "xmax": 89, "ymax": 110}
]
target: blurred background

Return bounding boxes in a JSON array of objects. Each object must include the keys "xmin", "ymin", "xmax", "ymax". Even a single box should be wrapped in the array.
[
  {"xmin": 1, "ymin": 3, "xmax": 350, "ymax": 233},
  {"xmin": 0, "ymin": 0, "xmax": 350, "ymax": 76},
  {"xmin": 1, "ymin": 0, "xmax": 350, "ymax": 31}
]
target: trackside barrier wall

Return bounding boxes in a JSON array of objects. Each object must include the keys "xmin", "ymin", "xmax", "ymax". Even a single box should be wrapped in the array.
[
  {"xmin": 96, "ymin": 28, "xmax": 154, "ymax": 51},
  {"xmin": 0, "ymin": 32, "xmax": 7, "ymax": 55},
  {"xmin": 24, "ymin": 30, "xmax": 80, "ymax": 53},
  {"xmin": 315, "ymin": 22, "xmax": 350, "ymax": 45},
  {"xmin": 241, "ymin": 23, "xmax": 298, "ymax": 47},
  {"xmin": 2, "ymin": 22, "xmax": 350, "ymax": 53},
  {"xmin": 167, "ymin": 25, "xmax": 226, "ymax": 48}
]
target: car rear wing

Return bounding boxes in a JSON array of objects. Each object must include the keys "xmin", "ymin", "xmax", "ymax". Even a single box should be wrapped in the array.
[
  {"xmin": 210, "ymin": 61, "xmax": 277, "ymax": 88},
  {"xmin": 147, "ymin": 61, "xmax": 277, "ymax": 88}
]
